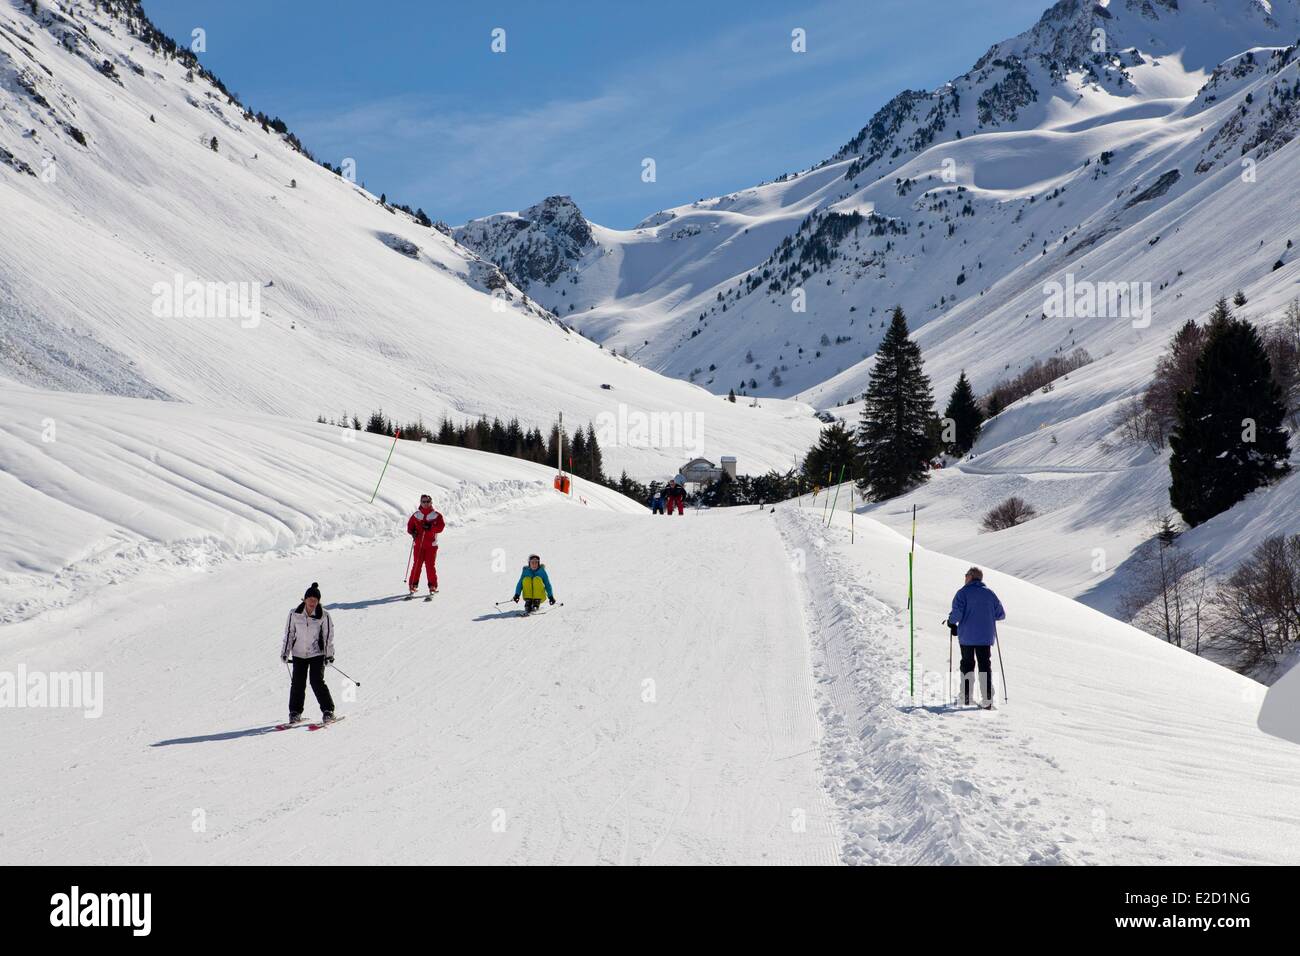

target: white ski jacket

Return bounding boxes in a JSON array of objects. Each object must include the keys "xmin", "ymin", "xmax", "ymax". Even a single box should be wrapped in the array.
[{"xmin": 281, "ymin": 603, "xmax": 335, "ymax": 661}]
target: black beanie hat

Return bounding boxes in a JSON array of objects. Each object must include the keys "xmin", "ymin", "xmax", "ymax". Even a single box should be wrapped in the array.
[{"xmin": 304, "ymin": 581, "xmax": 321, "ymax": 600}]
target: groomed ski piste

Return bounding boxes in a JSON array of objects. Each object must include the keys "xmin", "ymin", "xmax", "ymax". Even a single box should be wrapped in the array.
[{"xmin": 3, "ymin": 388, "xmax": 1300, "ymax": 865}]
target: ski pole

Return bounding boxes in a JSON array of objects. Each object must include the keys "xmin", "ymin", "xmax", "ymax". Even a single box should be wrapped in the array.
[
  {"xmin": 404, "ymin": 537, "xmax": 415, "ymax": 584},
  {"xmin": 329, "ymin": 662, "xmax": 360, "ymax": 687},
  {"xmin": 948, "ymin": 624, "xmax": 954, "ymax": 704},
  {"xmin": 995, "ymin": 635, "xmax": 1008, "ymax": 702}
]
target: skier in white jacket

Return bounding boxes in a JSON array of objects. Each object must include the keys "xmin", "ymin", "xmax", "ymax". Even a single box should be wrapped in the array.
[{"xmin": 280, "ymin": 582, "xmax": 336, "ymax": 725}]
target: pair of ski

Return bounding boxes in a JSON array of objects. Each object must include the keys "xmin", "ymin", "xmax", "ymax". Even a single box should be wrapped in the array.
[
  {"xmin": 494, "ymin": 600, "xmax": 563, "ymax": 618},
  {"xmin": 404, "ymin": 590, "xmax": 437, "ymax": 602},
  {"xmin": 274, "ymin": 716, "xmax": 347, "ymax": 732}
]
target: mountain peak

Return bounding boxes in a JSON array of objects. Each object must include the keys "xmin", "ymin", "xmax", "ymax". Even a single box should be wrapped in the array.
[{"xmin": 454, "ymin": 195, "xmax": 595, "ymax": 293}]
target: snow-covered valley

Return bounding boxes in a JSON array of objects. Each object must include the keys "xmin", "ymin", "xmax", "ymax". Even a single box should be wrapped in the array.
[
  {"xmin": 3, "ymin": 0, "xmax": 1300, "ymax": 872},
  {"xmin": 3, "ymin": 394, "xmax": 1298, "ymax": 864}
]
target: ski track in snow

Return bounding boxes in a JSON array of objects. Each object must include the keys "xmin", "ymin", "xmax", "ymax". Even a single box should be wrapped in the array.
[
  {"xmin": 780, "ymin": 500, "xmax": 1300, "ymax": 866},
  {"xmin": 781, "ymin": 507, "xmax": 1083, "ymax": 864}
]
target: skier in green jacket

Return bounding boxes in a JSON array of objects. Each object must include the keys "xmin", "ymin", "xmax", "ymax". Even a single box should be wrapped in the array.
[{"xmin": 513, "ymin": 554, "xmax": 555, "ymax": 614}]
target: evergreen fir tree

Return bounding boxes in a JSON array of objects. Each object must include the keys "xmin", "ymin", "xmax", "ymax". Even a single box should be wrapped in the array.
[
  {"xmin": 570, "ymin": 427, "xmax": 588, "ymax": 478},
  {"xmin": 942, "ymin": 370, "xmax": 984, "ymax": 456},
  {"xmin": 1169, "ymin": 313, "xmax": 1291, "ymax": 526},
  {"xmin": 855, "ymin": 306, "xmax": 939, "ymax": 501},
  {"xmin": 435, "ymin": 416, "xmax": 455, "ymax": 444},
  {"xmin": 585, "ymin": 423, "xmax": 605, "ymax": 483},
  {"xmin": 801, "ymin": 421, "xmax": 859, "ymax": 482},
  {"xmin": 545, "ymin": 424, "xmax": 563, "ymax": 470}
]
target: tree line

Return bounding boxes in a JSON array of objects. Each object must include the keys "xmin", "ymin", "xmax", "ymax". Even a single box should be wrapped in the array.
[{"xmin": 318, "ymin": 409, "xmax": 625, "ymax": 497}]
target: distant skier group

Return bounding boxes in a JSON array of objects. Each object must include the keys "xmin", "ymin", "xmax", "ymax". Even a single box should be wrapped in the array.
[
  {"xmin": 649, "ymin": 480, "xmax": 686, "ymax": 515},
  {"xmin": 278, "ymin": 492, "xmax": 557, "ymax": 725}
]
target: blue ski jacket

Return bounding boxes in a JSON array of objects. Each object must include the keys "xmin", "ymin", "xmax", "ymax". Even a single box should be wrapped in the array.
[
  {"xmin": 948, "ymin": 580, "xmax": 1005, "ymax": 646},
  {"xmin": 515, "ymin": 565, "xmax": 554, "ymax": 600}
]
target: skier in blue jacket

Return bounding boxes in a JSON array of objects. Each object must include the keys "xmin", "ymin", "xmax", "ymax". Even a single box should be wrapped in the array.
[
  {"xmin": 513, "ymin": 554, "xmax": 555, "ymax": 615},
  {"xmin": 947, "ymin": 567, "xmax": 1005, "ymax": 708}
]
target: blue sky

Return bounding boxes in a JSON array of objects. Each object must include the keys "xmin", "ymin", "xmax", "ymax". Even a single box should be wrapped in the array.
[{"xmin": 143, "ymin": 0, "xmax": 1049, "ymax": 227}]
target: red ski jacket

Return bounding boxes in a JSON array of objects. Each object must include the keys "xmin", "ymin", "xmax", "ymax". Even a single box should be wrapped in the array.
[{"xmin": 407, "ymin": 506, "xmax": 445, "ymax": 550}]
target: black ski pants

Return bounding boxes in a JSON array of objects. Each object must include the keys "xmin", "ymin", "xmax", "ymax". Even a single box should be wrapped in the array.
[
  {"xmin": 290, "ymin": 655, "xmax": 335, "ymax": 717},
  {"xmin": 959, "ymin": 644, "xmax": 993, "ymax": 704}
]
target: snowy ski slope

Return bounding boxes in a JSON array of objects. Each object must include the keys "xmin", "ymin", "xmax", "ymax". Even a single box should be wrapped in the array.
[
  {"xmin": 0, "ymin": 0, "xmax": 820, "ymax": 479},
  {"xmin": 1, "ymin": 395, "xmax": 1298, "ymax": 864}
]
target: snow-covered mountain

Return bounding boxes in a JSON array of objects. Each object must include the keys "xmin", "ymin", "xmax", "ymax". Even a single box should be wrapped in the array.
[
  {"xmin": 453, "ymin": 195, "xmax": 597, "ymax": 294},
  {"xmin": 460, "ymin": 0, "xmax": 1300, "ymax": 395},
  {"xmin": 0, "ymin": 0, "xmax": 821, "ymax": 478},
  {"xmin": 459, "ymin": 0, "xmax": 1300, "ymax": 401},
  {"xmin": 455, "ymin": 0, "xmax": 1300, "ymax": 625}
]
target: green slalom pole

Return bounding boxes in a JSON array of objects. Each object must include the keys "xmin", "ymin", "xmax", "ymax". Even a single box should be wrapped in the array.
[
  {"xmin": 908, "ymin": 504, "xmax": 917, "ymax": 698},
  {"xmin": 368, "ymin": 429, "xmax": 402, "ymax": 504},
  {"xmin": 825, "ymin": 463, "xmax": 846, "ymax": 526},
  {"xmin": 908, "ymin": 551, "xmax": 914, "ymax": 698}
]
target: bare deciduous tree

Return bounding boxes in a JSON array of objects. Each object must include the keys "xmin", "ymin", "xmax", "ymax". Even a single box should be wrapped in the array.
[
  {"xmin": 1113, "ymin": 319, "xmax": 1206, "ymax": 451},
  {"xmin": 980, "ymin": 496, "xmax": 1037, "ymax": 532},
  {"xmin": 1209, "ymin": 534, "xmax": 1300, "ymax": 670},
  {"xmin": 1110, "ymin": 395, "xmax": 1164, "ymax": 452},
  {"xmin": 1263, "ymin": 298, "xmax": 1300, "ymax": 428},
  {"xmin": 1119, "ymin": 518, "xmax": 1203, "ymax": 648}
]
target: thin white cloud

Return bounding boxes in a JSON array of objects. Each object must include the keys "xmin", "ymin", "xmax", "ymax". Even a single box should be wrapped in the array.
[{"xmin": 290, "ymin": 0, "xmax": 1039, "ymax": 224}]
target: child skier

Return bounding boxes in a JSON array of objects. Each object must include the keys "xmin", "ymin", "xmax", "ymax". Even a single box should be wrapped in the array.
[
  {"xmin": 280, "ymin": 582, "xmax": 336, "ymax": 725},
  {"xmin": 512, "ymin": 554, "xmax": 556, "ymax": 614},
  {"xmin": 407, "ymin": 493, "xmax": 446, "ymax": 595}
]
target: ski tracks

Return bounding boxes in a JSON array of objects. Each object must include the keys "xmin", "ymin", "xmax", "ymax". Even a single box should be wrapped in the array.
[{"xmin": 780, "ymin": 509, "xmax": 1089, "ymax": 865}]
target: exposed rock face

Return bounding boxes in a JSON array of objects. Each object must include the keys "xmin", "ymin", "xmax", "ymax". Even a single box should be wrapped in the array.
[{"xmin": 454, "ymin": 195, "xmax": 595, "ymax": 292}]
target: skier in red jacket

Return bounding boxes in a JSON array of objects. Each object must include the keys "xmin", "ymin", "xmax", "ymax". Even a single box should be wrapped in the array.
[{"xmin": 406, "ymin": 493, "xmax": 446, "ymax": 595}]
